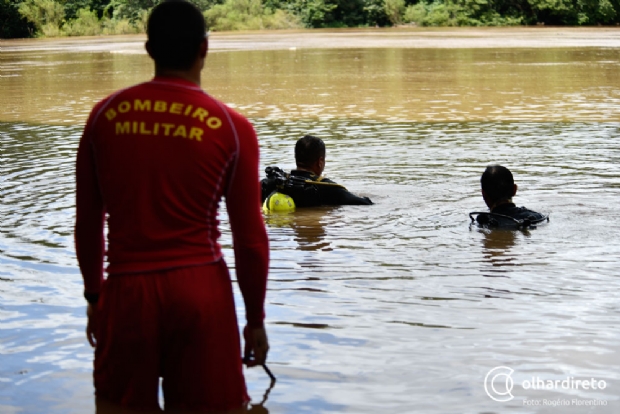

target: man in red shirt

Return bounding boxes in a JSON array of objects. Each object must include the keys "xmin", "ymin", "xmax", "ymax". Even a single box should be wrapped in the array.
[{"xmin": 75, "ymin": 1, "xmax": 269, "ymax": 411}]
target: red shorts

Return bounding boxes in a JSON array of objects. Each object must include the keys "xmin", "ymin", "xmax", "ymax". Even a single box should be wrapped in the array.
[{"xmin": 93, "ymin": 260, "xmax": 249, "ymax": 411}]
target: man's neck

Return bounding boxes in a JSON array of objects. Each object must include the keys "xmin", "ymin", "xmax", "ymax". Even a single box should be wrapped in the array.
[
  {"xmin": 490, "ymin": 199, "xmax": 514, "ymax": 211},
  {"xmin": 154, "ymin": 68, "xmax": 201, "ymax": 86},
  {"xmin": 295, "ymin": 167, "xmax": 319, "ymax": 176}
]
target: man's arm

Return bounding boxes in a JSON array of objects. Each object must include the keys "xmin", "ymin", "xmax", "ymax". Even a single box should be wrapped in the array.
[
  {"xmin": 224, "ymin": 111, "xmax": 270, "ymax": 364},
  {"xmin": 320, "ymin": 179, "xmax": 373, "ymax": 205},
  {"xmin": 335, "ymin": 189, "xmax": 373, "ymax": 205},
  {"xmin": 75, "ymin": 118, "xmax": 106, "ymax": 346},
  {"xmin": 75, "ymin": 123, "xmax": 106, "ymax": 296}
]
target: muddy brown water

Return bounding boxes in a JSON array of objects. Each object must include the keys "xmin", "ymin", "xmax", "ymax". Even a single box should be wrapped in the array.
[{"xmin": 1, "ymin": 29, "xmax": 619, "ymax": 413}]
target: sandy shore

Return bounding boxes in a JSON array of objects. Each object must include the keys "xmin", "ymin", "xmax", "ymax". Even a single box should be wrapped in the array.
[{"xmin": 2, "ymin": 27, "xmax": 620, "ymax": 53}]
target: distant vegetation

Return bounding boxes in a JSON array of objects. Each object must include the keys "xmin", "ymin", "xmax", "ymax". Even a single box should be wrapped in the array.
[{"xmin": 2, "ymin": 0, "xmax": 620, "ymax": 38}]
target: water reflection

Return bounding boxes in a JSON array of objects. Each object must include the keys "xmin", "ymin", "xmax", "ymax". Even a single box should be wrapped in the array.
[
  {"xmin": 3, "ymin": 117, "xmax": 620, "ymax": 412},
  {"xmin": 264, "ymin": 208, "xmax": 337, "ymax": 252},
  {"xmin": 95, "ymin": 398, "xmax": 270, "ymax": 413},
  {"xmin": 3, "ymin": 46, "xmax": 620, "ymax": 124},
  {"xmin": 478, "ymin": 228, "xmax": 519, "ymax": 273}
]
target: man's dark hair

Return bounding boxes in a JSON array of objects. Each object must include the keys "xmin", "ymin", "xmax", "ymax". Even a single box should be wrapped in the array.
[
  {"xmin": 481, "ymin": 165, "xmax": 515, "ymax": 204},
  {"xmin": 295, "ymin": 135, "xmax": 326, "ymax": 169},
  {"xmin": 147, "ymin": 0, "xmax": 206, "ymax": 70}
]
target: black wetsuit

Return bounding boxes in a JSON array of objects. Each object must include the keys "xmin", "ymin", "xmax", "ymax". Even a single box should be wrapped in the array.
[
  {"xmin": 261, "ymin": 169, "xmax": 372, "ymax": 207},
  {"xmin": 476, "ymin": 203, "xmax": 546, "ymax": 228}
]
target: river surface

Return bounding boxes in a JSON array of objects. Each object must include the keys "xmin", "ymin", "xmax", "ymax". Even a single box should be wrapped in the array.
[{"xmin": 1, "ymin": 30, "xmax": 620, "ymax": 414}]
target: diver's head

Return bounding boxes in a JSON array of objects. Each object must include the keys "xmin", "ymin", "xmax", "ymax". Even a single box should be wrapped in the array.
[
  {"xmin": 295, "ymin": 135, "xmax": 326, "ymax": 176},
  {"xmin": 146, "ymin": 0, "xmax": 208, "ymax": 74},
  {"xmin": 481, "ymin": 165, "xmax": 518, "ymax": 209}
]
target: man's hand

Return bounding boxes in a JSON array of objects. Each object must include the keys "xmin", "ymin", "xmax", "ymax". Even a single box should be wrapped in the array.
[
  {"xmin": 86, "ymin": 303, "xmax": 98, "ymax": 347},
  {"xmin": 243, "ymin": 326, "xmax": 269, "ymax": 367}
]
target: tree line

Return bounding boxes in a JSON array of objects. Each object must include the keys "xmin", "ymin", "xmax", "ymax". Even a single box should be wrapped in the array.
[{"xmin": 2, "ymin": 0, "xmax": 620, "ymax": 39}]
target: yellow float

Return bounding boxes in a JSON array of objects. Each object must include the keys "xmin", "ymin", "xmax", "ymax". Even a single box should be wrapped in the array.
[{"xmin": 262, "ymin": 191, "xmax": 296, "ymax": 213}]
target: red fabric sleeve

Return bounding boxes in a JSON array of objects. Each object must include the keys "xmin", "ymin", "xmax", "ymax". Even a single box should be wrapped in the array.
[
  {"xmin": 225, "ymin": 111, "xmax": 269, "ymax": 328},
  {"xmin": 75, "ymin": 108, "xmax": 106, "ymax": 296}
]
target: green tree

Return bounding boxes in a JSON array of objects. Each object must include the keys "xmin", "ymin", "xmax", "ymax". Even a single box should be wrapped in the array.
[
  {"xmin": 204, "ymin": 0, "xmax": 300, "ymax": 29},
  {"xmin": 284, "ymin": 0, "xmax": 338, "ymax": 27},
  {"xmin": 363, "ymin": 0, "xmax": 387, "ymax": 25},
  {"xmin": 63, "ymin": 0, "xmax": 109, "ymax": 19},
  {"xmin": 404, "ymin": 0, "xmax": 523, "ymax": 26},
  {"xmin": 63, "ymin": 6, "xmax": 101, "ymax": 35},
  {"xmin": 6, "ymin": 0, "xmax": 620, "ymax": 39},
  {"xmin": 105, "ymin": 0, "xmax": 155, "ymax": 22},
  {"xmin": 524, "ymin": 0, "xmax": 619, "ymax": 24},
  {"xmin": 1, "ymin": 0, "xmax": 35, "ymax": 37},
  {"xmin": 385, "ymin": 0, "xmax": 405, "ymax": 24},
  {"xmin": 589, "ymin": 0, "xmax": 619, "ymax": 23},
  {"xmin": 18, "ymin": 0, "xmax": 65, "ymax": 36}
]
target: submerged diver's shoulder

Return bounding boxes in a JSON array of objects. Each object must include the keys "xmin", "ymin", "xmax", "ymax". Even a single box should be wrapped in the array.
[
  {"xmin": 318, "ymin": 176, "xmax": 337, "ymax": 184},
  {"xmin": 471, "ymin": 203, "xmax": 548, "ymax": 229},
  {"xmin": 493, "ymin": 204, "xmax": 545, "ymax": 221}
]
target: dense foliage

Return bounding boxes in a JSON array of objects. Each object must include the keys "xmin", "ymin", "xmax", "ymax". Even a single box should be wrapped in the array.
[
  {"xmin": 1, "ymin": 0, "xmax": 33, "ymax": 37},
  {"xmin": 2, "ymin": 0, "xmax": 620, "ymax": 38}
]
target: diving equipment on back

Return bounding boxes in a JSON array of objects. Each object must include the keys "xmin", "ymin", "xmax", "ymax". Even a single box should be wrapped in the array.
[
  {"xmin": 260, "ymin": 165, "xmax": 372, "ymax": 208},
  {"xmin": 262, "ymin": 191, "xmax": 296, "ymax": 213},
  {"xmin": 469, "ymin": 210, "xmax": 549, "ymax": 230},
  {"xmin": 261, "ymin": 167, "xmax": 301, "ymax": 213}
]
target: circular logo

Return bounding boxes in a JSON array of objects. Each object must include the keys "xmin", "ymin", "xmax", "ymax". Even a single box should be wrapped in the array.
[{"xmin": 484, "ymin": 366, "xmax": 515, "ymax": 402}]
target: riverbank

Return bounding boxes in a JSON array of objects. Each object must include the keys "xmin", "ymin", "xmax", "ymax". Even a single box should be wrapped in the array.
[{"xmin": 2, "ymin": 27, "xmax": 620, "ymax": 53}]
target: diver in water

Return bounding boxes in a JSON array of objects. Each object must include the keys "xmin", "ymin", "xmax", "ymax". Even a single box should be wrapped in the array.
[
  {"xmin": 261, "ymin": 135, "xmax": 373, "ymax": 208},
  {"xmin": 471, "ymin": 164, "xmax": 548, "ymax": 229}
]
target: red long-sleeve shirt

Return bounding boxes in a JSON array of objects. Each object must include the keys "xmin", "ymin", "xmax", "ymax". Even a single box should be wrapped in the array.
[{"xmin": 75, "ymin": 77, "xmax": 269, "ymax": 327}]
